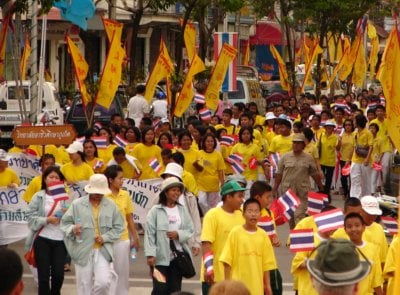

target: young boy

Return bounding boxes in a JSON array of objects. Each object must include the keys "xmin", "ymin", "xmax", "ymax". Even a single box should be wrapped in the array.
[
  {"xmin": 344, "ymin": 212, "xmax": 383, "ymax": 295},
  {"xmin": 220, "ymin": 199, "xmax": 277, "ymax": 295},
  {"xmin": 369, "ymin": 123, "xmax": 383, "ymax": 194}
]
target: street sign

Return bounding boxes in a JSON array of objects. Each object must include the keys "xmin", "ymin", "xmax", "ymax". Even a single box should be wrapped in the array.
[{"xmin": 12, "ymin": 125, "xmax": 77, "ymax": 146}]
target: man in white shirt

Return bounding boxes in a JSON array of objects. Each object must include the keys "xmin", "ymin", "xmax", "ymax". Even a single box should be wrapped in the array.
[
  {"xmin": 151, "ymin": 92, "xmax": 168, "ymax": 119},
  {"xmin": 127, "ymin": 85, "xmax": 150, "ymax": 126}
]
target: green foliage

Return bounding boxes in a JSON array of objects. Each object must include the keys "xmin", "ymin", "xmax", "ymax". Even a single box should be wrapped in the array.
[
  {"xmin": 13, "ymin": 0, "xmax": 56, "ymax": 15},
  {"xmin": 252, "ymin": 0, "xmax": 278, "ymax": 19}
]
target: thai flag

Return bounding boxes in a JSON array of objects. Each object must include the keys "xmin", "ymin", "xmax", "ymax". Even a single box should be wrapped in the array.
[
  {"xmin": 152, "ymin": 118, "xmax": 161, "ymax": 129},
  {"xmin": 194, "ymin": 94, "xmax": 206, "ymax": 104},
  {"xmin": 278, "ymin": 189, "xmax": 301, "ymax": 222},
  {"xmin": 290, "ymin": 229, "xmax": 315, "ymax": 252},
  {"xmin": 379, "ymin": 94, "xmax": 386, "ymax": 106},
  {"xmin": 258, "ymin": 216, "xmax": 276, "ymax": 237},
  {"xmin": 269, "ymin": 152, "xmax": 280, "ymax": 178},
  {"xmin": 367, "ymin": 102, "xmax": 378, "ymax": 110},
  {"xmin": 356, "ymin": 15, "xmax": 368, "ymax": 34},
  {"xmin": 231, "ymin": 161, "xmax": 245, "ymax": 175},
  {"xmin": 93, "ymin": 159, "xmax": 104, "ymax": 170},
  {"xmin": 92, "ymin": 136, "xmax": 107, "ymax": 149},
  {"xmin": 307, "ymin": 191, "xmax": 326, "ymax": 215},
  {"xmin": 199, "ymin": 108, "xmax": 212, "ymax": 121},
  {"xmin": 381, "ymin": 216, "xmax": 398, "ymax": 235},
  {"xmin": 220, "ymin": 135, "xmax": 235, "ymax": 146},
  {"xmin": 93, "ymin": 122, "xmax": 103, "ymax": 132},
  {"xmin": 314, "ymin": 208, "xmax": 344, "ymax": 233},
  {"xmin": 203, "ymin": 251, "xmax": 214, "ymax": 275},
  {"xmin": 334, "ymin": 102, "xmax": 351, "ymax": 114},
  {"xmin": 114, "ymin": 134, "xmax": 128, "ymax": 148},
  {"xmin": 148, "ymin": 157, "xmax": 163, "ymax": 174},
  {"xmin": 227, "ymin": 153, "xmax": 244, "ymax": 164},
  {"xmin": 214, "ymin": 32, "xmax": 238, "ymax": 92},
  {"xmin": 372, "ymin": 162, "xmax": 382, "ymax": 171},
  {"xmin": 76, "ymin": 136, "xmax": 86, "ymax": 143},
  {"xmin": 48, "ymin": 181, "xmax": 69, "ymax": 202}
]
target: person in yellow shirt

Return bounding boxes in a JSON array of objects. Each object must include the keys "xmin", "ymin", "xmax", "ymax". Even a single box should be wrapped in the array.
[
  {"xmin": 269, "ymin": 118, "xmax": 293, "ymax": 156},
  {"xmin": 61, "ymin": 141, "xmax": 94, "ymax": 185},
  {"xmin": 97, "ymin": 127, "xmax": 118, "ymax": 164},
  {"xmin": 248, "ymin": 102, "xmax": 266, "ymax": 126},
  {"xmin": 263, "ymin": 112, "xmax": 277, "ymax": 146},
  {"xmin": 201, "ymin": 181, "xmax": 245, "ymax": 295},
  {"xmin": 369, "ymin": 123, "xmax": 384, "ymax": 194},
  {"xmin": 214, "ymin": 109, "xmax": 237, "ymax": 135},
  {"xmin": 105, "ymin": 165, "xmax": 139, "ymax": 295},
  {"xmin": 170, "ymin": 152, "xmax": 199, "ymax": 197},
  {"xmin": 310, "ymin": 115, "xmax": 324, "ymax": 142},
  {"xmin": 23, "ymin": 154, "xmax": 56, "ymax": 203},
  {"xmin": 350, "ymin": 114, "xmax": 373, "ymax": 198},
  {"xmin": 124, "ymin": 126, "xmax": 141, "ymax": 157},
  {"xmin": 383, "ymin": 236, "xmax": 399, "ymax": 295},
  {"xmin": 83, "ymin": 139, "xmax": 106, "ymax": 173},
  {"xmin": 28, "ymin": 144, "xmax": 59, "ymax": 158},
  {"xmin": 344, "ymin": 212, "xmax": 383, "ymax": 295},
  {"xmin": 237, "ymin": 112, "xmax": 263, "ymax": 146},
  {"xmin": 56, "ymin": 145, "xmax": 71, "ymax": 166},
  {"xmin": 131, "ymin": 127, "xmax": 163, "ymax": 180},
  {"xmin": 216, "ymin": 128, "xmax": 234, "ymax": 176},
  {"xmin": 177, "ymin": 131, "xmax": 201, "ymax": 178},
  {"xmin": 108, "ymin": 147, "xmax": 141, "ymax": 179},
  {"xmin": 220, "ymin": 199, "xmax": 276, "ymax": 295},
  {"xmin": 0, "ymin": 149, "xmax": 20, "ymax": 188}
]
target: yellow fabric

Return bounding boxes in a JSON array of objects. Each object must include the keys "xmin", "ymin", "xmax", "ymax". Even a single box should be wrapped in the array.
[
  {"xmin": 30, "ymin": 144, "xmax": 58, "ymax": 158},
  {"xmin": 261, "ymin": 208, "xmax": 277, "ymax": 230},
  {"xmin": 200, "ymin": 207, "xmax": 244, "ymax": 282},
  {"xmin": 270, "ymin": 44, "xmax": 289, "ymax": 90},
  {"xmin": 56, "ymin": 146, "xmax": 71, "ymax": 165},
  {"xmin": 61, "ymin": 162, "xmax": 94, "ymax": 183},
  {"xmin": 106, "ymin": 189, "xmax": 134, "ymax": 241},
  {"xmin": 254, "ymin": 114, "xmax": 266, "ymax": 127},
  {"xmin": 85, "ymin": 157, "xmax": 106, "ymax": 173},
  {"xmin": 370, "ymin": 136, "xmax": 383, "ymax": 165},
  {"xmin": 125, "ymin": 143, "xmax": 138, "ymax": 157},
  {"xmin": 197, "ymin": 150, "xmax": 225, "ymax": 192},
  {"xmin": 269, "ymin": 134, "xmax": 293, "ymax": 155},
  {"xmin": 363, "ymin": 222, "xmax": 388, "ymax": 264},
  {"xmin": 352, "ymin": 128, "xmax": 373, "ymax": 164},
  {"xmin": 220, "ymin": 226, "xmax": 277, "ymax": 295},
  {"xmin": 370, "ymin": 118, "xmax": 392, "ymax": 153},
  {"xmin": 178, "ymin": 147, "xmax": 200, "ymax": 178},
  {"xmin": 92, "ymin": 205, "xmax": 102, "ymax": 249},
  {"xmin": 8, "ymin": 146, "xmax": 23, "ymax": 153},
  {"xmin": 383, "ymin": 236, "xmax": 399, "ymax": 295},
  {"xmin": 356, "ymin": 242, "xmax": 383, "ymax": 295},
  {"xmin": 231, "ymin": 142, "xmax": 263, "ymax": 181},
  {"xmin": 318, "ymin": 133, "xmax": 338, "ymax": 167},
  {"xmin": 215, "ymin": 124, "xmax": 236, "ymax": 135},
  {"xmin": 294, "ymin": 215, "xmax": 317, "ymax": 232},
  {"xmin": 182, "ymin": 170, "xmax": 198, "ymax": 196},
  {"xmin": 340, "ymin": 132, "xmax": 355, "ymax": 162},
  {"xmin": 304, "ymin": 142, "xmax": 319, "ymax": 159},
  {"xmin": 220, "ymin": 144, "xmax": 234, "ymax": 175},
  {"xmin": 23, "ymin": 175, "xmax": 42, "ymax": 203},
  {"xmin": 0, "ymin": 168, "xmax": 20, "ymax": 187},
  {"xmin": 119, "ymin": 159, "xmax": 141, "ymax": 179},
  {"xmin": 312, "ymin": 128, "xmax": 324, "ymax": 142},
  {"xmin": 98, "ymin": 144, "xmax": 117, "ymax": 164},
  {"xmin": 265, "ymin": 129, "xmax": 276, "ymax": 146},
  {"xmin": 132, "ymin": 144, "xmax": 162, "ymax": 180}
]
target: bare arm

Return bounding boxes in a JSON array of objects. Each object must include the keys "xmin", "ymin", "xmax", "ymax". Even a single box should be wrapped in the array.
[
  {"xmin": 202, "ymin": 241, "xmax": 214, "ymax": 284},
  {"xmin": 223, "ymin": 263, "xmax": 231, "ymax": 280},
  {"xmin": 264, "ymin": 271, "xmax": 272, "ymax": 295},
  {"xmin": 126, "ymin": 213, "xmax": 139, "ymax": 249}
]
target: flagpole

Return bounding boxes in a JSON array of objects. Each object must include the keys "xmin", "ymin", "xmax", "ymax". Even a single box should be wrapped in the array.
[{"xmin": 37, "ymin": 15, "xmax": 47, "ymax": 117}]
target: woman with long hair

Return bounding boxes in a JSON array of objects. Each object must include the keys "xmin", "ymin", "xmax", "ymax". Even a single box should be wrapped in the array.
[
  {"xmin": 61, "ymin": 141, "xmax": 94, "ymax": 185},
  {"xmin": 177, "ymin": 131, "xmax": 201, "ymax": 178},
  {"xmin": 97, "ymin": 127, "xmax": 118, "ymax": 164},
  {"xmin": 124, "ymin": 126, "xmax": 141, "ymax": 156},
  {"xmin": 83, "ymin": 139, "xmax": 106, "ymax": 173}
]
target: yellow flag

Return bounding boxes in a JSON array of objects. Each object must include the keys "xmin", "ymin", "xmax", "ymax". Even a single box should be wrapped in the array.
[
  {"xmin": 174, "ymin": 54, "xmax": 206, "ymax": 117},
  {"xmin": 328, "ymin": 45, "xmax": 350, "ymax": 86},
  {"xmin": 367, "ymin": 22, "xmax": 377, "ymax": 40},
  {"xmin": 351, "ymin": 38, "xmax": 366, "ymax": 88},
  {"xmin": 301, "ymin": 44, "xmax": 322, "ymax": 93},
  {"xmin": 144, "ymin": 40, "xmax": 174, "ymax": 103},
  {"xmin": 243, "ymin": 41, "xmax": 250, "ymax": 66},
  {"xmin": 66, "ymin": 36, "xmax": 91, "ymax": 106},
  {"xmin": 369, "ymin": 37, "xmax": 379, "ymax": 79},
  {"xmin": 20, "ymin": 34, "xmax": 31, "ymax": 80},
  {"xmin": 339, "ymin": 35, "xmax": 361, "ymax": 81},
  {"xmin": 180, "ymin": 19, "xmax": 196, "ymax": 63},
  {"xmin": 96, "ymin": 34, "xmax": 125, "ymax": 109},
  {"xmin": 270, "ymin": 45, "xmax": 289, "ymax": 91},
  {"xmin": 328, "ymin": 33, "xmax": 343, "ymax": 62},
  {"xmin": 204, "ymin": 43, "xmax": 237, "ymax": 111},
  {"xmin": 102, "ymin": 18, "xmax": 123, "ymax": 44}
]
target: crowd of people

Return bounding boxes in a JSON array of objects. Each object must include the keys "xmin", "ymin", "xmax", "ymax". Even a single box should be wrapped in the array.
[{"xmin": 0, "ymin": 84, "xmax": 398, "ymax": 295}]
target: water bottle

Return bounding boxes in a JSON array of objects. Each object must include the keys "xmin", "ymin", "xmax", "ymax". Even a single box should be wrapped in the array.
[
  {"xmin": 130, "ymin": 247, "xmax": 137, "ymax": 261},
  {"xmin": 76, "ymin": 217, "xmax": 83, "ymax": 243}
]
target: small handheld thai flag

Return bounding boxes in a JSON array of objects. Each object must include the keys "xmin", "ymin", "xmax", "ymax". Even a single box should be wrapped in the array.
[
  {"xmin": 199, "ymin": 108, "xmax": 212, "ymax": 121},
  {"xmin": 248, "ymin": 156, "xmax": 258, "ymax": 170},
  {"xmin": 372, "ymin": 162, "xmax": 382, "ymax": 171},
  {"xmin": 93, "ymin": 122, "xmax": 103, "ymax": 132},
  {"xmin": 278, "ymin": 189, "xmax": 301, "ymax": 222},
  {"xmin": 194, "ymin": 94, "xmax": 206, "ymax": 104},
  {"xmin": 149, "ymin": 157, "xmax": 163, "ymax": 174},
  {"xmin": 289, "ymin": 229, "xmax": 315, "ymax": 252},
  {"xmin": 152, "ymin": 118, "xmax": 161, "ymax": 129},
  {"xmin": 314, "ymin": 208, "xmax": 344, "ymax": 233},
  {"xmin": 220, "ymin": 135, "xmax": 235, "ymax": 146},
  {"xmin": 93, "ymin": 159, "xmax": 104, "ymax": 170},
  {"xmin": 379, "ymin": 94, "xmax": 386, "ymax": 106},
  {"xmin": 334, "ymin": 102, "xmax": 351, "ymax": 114},
  {"xmin": 92, "ymin": 136, "xmax": 107, "ymax": 149},
  {"xmin": 307, "ymin": 191, "xmax": 326, "ymax": 215},
  {"xmin": 227, "ymin": 153, "xmax": 244, "ymax": 164},
  {"xmin": 381, "ymin": 216, "xmax": 398, "ymax": 235},
  {"xmin": 231, "ymin": 161, "xmax": 245, "ymax": 174},
  {"xmin": 342, "ymin": 163, "xmax": 351, "ymax": 176},
  {"xmin": 48, "ymin": 181, "xmax": 69, "ymax": 202},
  {"xmin": 114, "ymin": 134, "xmax": 128, "ymax": 148},
  {"xmin": 203, "ymin": 251, "xmax": 214, "ymax": 275},
  {"xmin": 258, "ymin": 216, "xmax": 276, "ymax": 237}
]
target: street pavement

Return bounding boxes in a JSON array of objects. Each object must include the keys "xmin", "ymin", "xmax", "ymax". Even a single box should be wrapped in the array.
[{"xmin": 10, "ymin": 193, "xmax": 346, "ymax": 295}]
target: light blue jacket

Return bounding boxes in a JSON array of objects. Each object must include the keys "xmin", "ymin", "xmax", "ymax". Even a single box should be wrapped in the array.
[
  {"xmin": 144, "ymin": 203, "xmax": 194, "ymax": 266},
  {"xmin": 60, "ymin": 195, "xmax": 124, "ymax": 266}
]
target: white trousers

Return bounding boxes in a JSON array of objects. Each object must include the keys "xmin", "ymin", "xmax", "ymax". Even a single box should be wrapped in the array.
[
  {"xmin": 110, "ymin": 240, "xmax": 130, "ymax": 295},
  {"xmin": 198, "ymin": 191, "xmax": 220, "ymax": 214},
  {"xmin": 381, "ymin": 152, "xmax": 392, "ymax": 191},
  {"xmin": 75, "ymin": 249, "xmax": 113, "ymax": 295},
  {"xmin": 350, "ymin": 163, "xmax": 371, "ymax": 199}
]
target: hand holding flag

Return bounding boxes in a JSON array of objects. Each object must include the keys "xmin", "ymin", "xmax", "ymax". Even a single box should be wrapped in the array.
[{"xmin": 289, "ymin": 229, "xmax": 315, "ymax": 252}]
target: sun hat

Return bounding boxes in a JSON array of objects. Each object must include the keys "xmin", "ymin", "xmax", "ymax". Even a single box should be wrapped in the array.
[
  {"xmin": 66, "ymin": 141, "xmax": 84, "ymax": 154},
  {"xmin": 292, "ymin": 133, "xmax": 306, "ymax": 142},
  {"xmin": 161, "ymin": 176, "xmax": 184, "ymax": 193},
  {"xmin": 0, "ymin": 149, "xmax": 10, "ymax": 162},
  {"xmin": 360, "ymin": 195, "xmax": 382, "ymax": 215},
  {"xmin": 160, "ymin": 163, "xmax": 183, "ymax": 180},
  {"xmin": 84, "ymin": 174, "xmax": 111, "ymax": 195},
  {"xmin": 225, "ymin": 174, "xmax": 247, "ymax": 187},
  {"xmin": 220, "ymin": 180, "xmax": 247, "ymax": 196},
  {"xmin": 323, "ymin": 120, "xmax": 337, "ymax": 127},
  {"xmin": 306, "ymin": 239, "xmax": 371, "ymax": 287},
  {"xmin": 161, "ymin": 118, "xmax": 170, "ymax": 124},
  {"xmin": 265, "ymin": 112, "xmax": 277, "ymax": 120}
]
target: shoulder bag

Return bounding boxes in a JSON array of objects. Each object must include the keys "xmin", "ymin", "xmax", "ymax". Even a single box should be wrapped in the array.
[{"xmin": 169, "ymin": 239, "xmax": 196, "ymax": 278}]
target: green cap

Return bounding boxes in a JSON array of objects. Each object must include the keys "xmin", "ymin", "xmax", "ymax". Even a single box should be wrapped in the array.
[{"xmin": 220, "ymin": 180, "xmax": 247, "ymax": 196}]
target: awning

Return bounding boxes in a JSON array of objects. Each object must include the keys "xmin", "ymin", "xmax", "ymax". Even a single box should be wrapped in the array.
[{"xmin": 250, "ymin": 22, "xmax": 284, "ymax": 46}]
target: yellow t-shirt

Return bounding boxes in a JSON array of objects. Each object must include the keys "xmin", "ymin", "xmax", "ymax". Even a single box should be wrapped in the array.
[
  {"xmin": 383, "ymin": 236, "xmax": 399, "ymax": 295},
  {"xmin": 269, "ymin": 134, "xmax": 293, "ymax": 156},
  {"xmin": 8, "ymin": 146, "xmax": 23, "ymax": 153},
  {"xmin": 235, "ymin": 127, "xmax": 263, "ymax": 147},
  {"xmin": 92, "ymin": 205, "xmax": 101, "ymax": 249},
  {"xmin": 220, "ymin": 144, "xmax": 234, "ymax": 175},
  {"xmin": 215, "ymin": 124, "xmax": 236, "ymax": 135},
  {"xmin": 119, "ymin": 159, "xmax": 141, "ymax": 179},
  {"xmin": 311, "ymin": 128, "xmax": 324, "ymax": 142},
  {"xmin": 356, "ymin": 242, "xmax": 383, "ymax": 295},
  {"xmin": 264, "ymin": 128, "xmax": 276, "ymax": 146},
  {"xmin": 220, "ymin": 226, "xmax": 277, "ymax": 295},
  {"xmin": 182, "ymin": 170, "xmax": 198, "ymax": 196},
  {"xmin": 56, "ymin": 146, "xmax": 71, "ymax": 165},
  {"xmin": 23, "ymin": 175, "xmax": 42, "ymax": 203},
  {"xmin": 340, "ymin": 132, "xmax": 355, "ymax": 162},
  {"xmin": 318, "ymin": 133, "xmax": 338, "ymax": 167},
  {"xmin": 178, "ymin": 147, "xmax": 200, "ymax": 178},
  {"xmin": 106, "ymin": 190, "xmax": 134, "ymax": 241},
  {"xmin": 125, "ymin": 143, "xmax": 137, "ymax": 157},
  {"xmin": 255, "ymin": 114, "xmax": 266, "ymax": 126},
  {"xmin": 371, "ymin": 136, "xmax": 383, "ymax": 164},
  {"xmin": 98, "ymin": 144, "xmax": 117, "ymax": 164},
  {"xmin": 200, "ymin": 207, "xmax": 244, "ymax": 282},
  {"xmin": 61, "ymin": 162, "xmax": 94, "ymax": 184},
  {"xmin": 29, "ymin": 144, "xmax": 59, "ymax": 157},
  {"xmin": 85, "ymin": 157, "xmax": 106, "ymax": 173},
  {"xmin": 197, "ymin": 150, "xmax": 225, "ymax": 192},
  {"xmin": 231, "ymin": 142, "xmax": 263, "ymax": 181},
  {"xmin": 0, "ymin": 168, "xmax": 20, "ymax": 187},
  {"xmin": 132, "ymin": 143, "xmax": 162, "ymax": 180},
  {"xmin": 352, "ymin": 128, "xmax": 373, "ymax": 164},
  {"xmin": 370, "ymin": 118, "xmax": 391, "ymax": 153},
  {"xmin": 304, "ymin": 142, "xmax": 319, "ymax": 159}
]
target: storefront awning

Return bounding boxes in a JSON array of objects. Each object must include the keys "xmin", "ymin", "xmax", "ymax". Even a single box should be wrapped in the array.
[{"xmin": 250, "ymin": 22, "xmax": 284, "ymax": 46}]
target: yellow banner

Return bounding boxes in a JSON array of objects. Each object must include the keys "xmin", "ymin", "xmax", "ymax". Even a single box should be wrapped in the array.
[
  {"xmin": 180, "ymin": 19, "xmax": 196, "ymax": 63},
  {"xmin": 339, "ymin": 35, "xmax": 361, "ymax": 81},
  {"xmin": 351, "ymin": 38, "xmax": 366, "ymax": 88},
  {"xmin": 242, "ymin": 41, "xmax": 250, "ymax": 66},
  {"xmin": 328, "ymin": 45, "xmax": 350, "ymax": 87},
  {"xmin": 327, "ymin": 33, "xmax": 343, "ymax": 62},
  {"xmin": 369, "ymin": 37, "xmax": 379, "ymax": 79},
  {"xmin": 96, "ymin": 34, "xmax": 125, "ymax": 109},
  {"xmin": 270, "ymin": 45, "xmax": 289, "ymax": 90},
  {"xmin": 144, "ymin": 40, "xmax": 174, "ymax": 103},
  {"xmin": 102, "ymin": 18, "xmax": 123, "ymax": 44},
  {"xmin": 20, "ymin": 34, "xmax": 31, "ymax": 80},
  {"xmin": 204, "ymin": 43, "xmax": 237, "ymax": 111},
  {"xmin": 301, "ymin": 44, "xmax": 322, "ymax": 93},
  {"xmin": 66, "ymin": 36, "xmax": 91, "ymax": 106},
  {"xmin": 174, "ymin": 53, "xmax": 206, "ymax": 117}
]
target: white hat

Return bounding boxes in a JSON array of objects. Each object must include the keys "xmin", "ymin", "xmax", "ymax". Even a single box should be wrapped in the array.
[
  {"xmin": 84, "ymin": 174, "xmax": 111, "ymax": 195},
  {"xmin": 361, "ymin": 195, "xmax": 382, "ymax": 215},
  {"xmin": 161, "ymin": 176, "xmax": 184, "ymax": 193},
  {"xmin": 265, "ymin": 112, "xmax": 277, "ymax": 120},
  {"xmin": 161, "ymin": 163, "xmax": 183, "ymax": 180},
  {"xmin": 0, "ymin": 149, "xmax": 10, "ymax": 162},
  {"xmin": 66, "ymin": 141, "xmax": 84, "ymax": 154},
  {"xmin": 161, "ymin": 118, "xmax": 170, "ymax": 124},
  {"xmin": 323, "ymin": 120, "xmax": 337, "ymax": 127}
]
